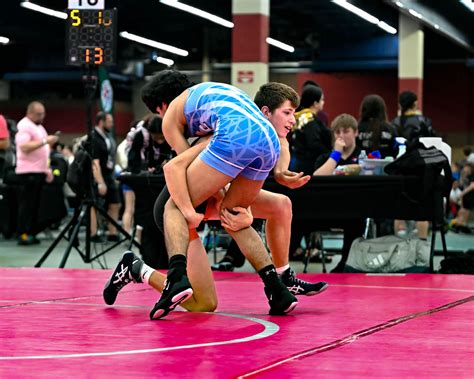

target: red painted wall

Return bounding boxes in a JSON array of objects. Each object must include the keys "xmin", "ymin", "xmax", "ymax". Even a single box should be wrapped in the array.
[
  {"xmin": 424, "ymin": 63, "xmax": 474, "ymax": 134},
  {"xmin": 297, "ymin": 63, "xmax": 474, "ymax": 138},
  {"xmin": 297, "ymin": 71, "xmax": 399, "ymax": 124},
  {"xmin": 0, "ymin": 101, "xmax": 133, "ymax": 137}
]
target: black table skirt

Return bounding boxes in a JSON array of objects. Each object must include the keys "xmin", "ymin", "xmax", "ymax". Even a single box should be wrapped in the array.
[{"xmin": 119, "ymin": 173, "xmax": 437, "ymax": 225}]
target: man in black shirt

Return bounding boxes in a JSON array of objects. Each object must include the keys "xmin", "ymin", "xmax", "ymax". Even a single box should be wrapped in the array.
[{"xmin": 90, "ymin": 111, "xmax": 121, "ymax": 241}]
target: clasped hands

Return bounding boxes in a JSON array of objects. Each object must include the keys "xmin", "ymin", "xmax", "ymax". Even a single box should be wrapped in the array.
[{"xmin": 183, "ymin": 188, "xmax": 253, "ymax": 231}]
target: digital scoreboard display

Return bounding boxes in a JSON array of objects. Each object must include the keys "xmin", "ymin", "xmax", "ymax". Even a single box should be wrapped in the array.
[{"xmin": 66, "ymin": 9, "xmax": 117, "ymax": 66}]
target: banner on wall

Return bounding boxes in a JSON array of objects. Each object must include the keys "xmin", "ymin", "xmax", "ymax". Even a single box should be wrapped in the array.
[{"xmin": 99, "ymin": 66, "xmax": 114, "ymax": 114}]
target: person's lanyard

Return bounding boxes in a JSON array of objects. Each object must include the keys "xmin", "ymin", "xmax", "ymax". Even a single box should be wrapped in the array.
[
  {"xmin": 95, "ymin": 126, "xmax": 111, "ymax": 152},
  {"xmin": 95, "ymin": 127, "xmax": 114, "ymax": 170}
]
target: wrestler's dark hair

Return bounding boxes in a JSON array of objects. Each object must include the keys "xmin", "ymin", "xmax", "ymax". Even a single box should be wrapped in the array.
[
  {"xmin": 254, "ymin": 82, "xmax": 299, "ymax": 112},
  {"xmin": 141, "ymin": 70, "xmax": 195, "ymax": 113}
]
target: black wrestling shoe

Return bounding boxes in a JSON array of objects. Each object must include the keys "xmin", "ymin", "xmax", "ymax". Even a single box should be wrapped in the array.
[
  {"xmin": 264, "ymin": 282, "xmax": 298, "ymax": 316},
  {"xmin": 280, "ymin": 267, "xmax": 329, "ymax": 296},
  {"xmin": 149, "ymin": 275, "xmax": 193, "ymax": 320},
  {"xmin": 103, "ymin": 251, "xmax": 143, "ymax": 305}
]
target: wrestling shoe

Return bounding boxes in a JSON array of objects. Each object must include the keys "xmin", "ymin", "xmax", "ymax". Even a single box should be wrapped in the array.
[
  {"xmin": 149, "ymin": 275, "xmax": 193, "ymax": 320},
  {"xmin": 280, "ymin": 267, "xmax": 329, "ymax": 296},
  {"xmin": 264, "ymin": 282, "xmax": 298, "ymax": 316},
  {"xmin": 103, "ymin": 251, "xmax": 143, "ymax": 305}
]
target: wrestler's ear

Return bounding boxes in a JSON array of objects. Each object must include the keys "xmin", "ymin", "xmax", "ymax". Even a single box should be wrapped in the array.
[
  {"xmin": 155, "ymin": 102, "xmax": 168, "ymax": 117},
  {"xmin": 260, "ymin": 105, "xmax": 271, "ymax": 118}
]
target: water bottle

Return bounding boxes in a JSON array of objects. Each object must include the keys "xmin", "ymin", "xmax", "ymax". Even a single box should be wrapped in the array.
[
  {"xmin": 396, "ymin": 137, "xmax": 407, "ymax": 158},
  {"xmin": 358, "ymin": 150, "xmax": 368, "ymax": 174}
]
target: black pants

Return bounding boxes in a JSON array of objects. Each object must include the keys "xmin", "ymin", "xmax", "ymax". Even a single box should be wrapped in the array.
[{"xmin": 17, "ymin": 173, "xmax": 46, "ymax": 236}]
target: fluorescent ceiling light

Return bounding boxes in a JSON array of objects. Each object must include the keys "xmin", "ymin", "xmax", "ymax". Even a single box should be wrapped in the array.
[
  {"xmin": 395, "ymin": 1, "xmax": 404, "ymax": 8},
  {"xmin": 20, "ymin": 1, "xmax": 67, "ymax": 19},
  {"xmin": 266, "ymin": 37, "xmax": 295, "ymax": 53},
  {"xmin": 0, "ymin": 36, "xmax": 10, "ymax": 45},
  {"xmin": 153, "ymin": 55, "xmax": 174, "ymax": 66},
  {"xmin": 377, "ymin": 21, "xmax": 397, "ymax": 34},
  {"xmin": 19, "ymin": 3, "xmax": 187, "ymax": 59},
  {"xmin": 408, "ymin": 9, "xmax": 423, "ymax": 19},
  {"xmin": 159, "ymin": 0, "xmax": 234, "ymax": 28},
  {"xmin": 332, "ymin": 0, "xmax": 397, "ymax": 34},
  {"xmin": 460, "ymin": 0, "xmax": 474, "ymax": 11},
  {"xmin": 434, "ymin": 24, "xmax": 440, "ymax": 30},
  {"xmin": 120, "ymin": 31, "xmax": 189, "ymax": 56},
  {"xmin": 331, "ymin": 0, "xmax": 378, "ymax": 24}
]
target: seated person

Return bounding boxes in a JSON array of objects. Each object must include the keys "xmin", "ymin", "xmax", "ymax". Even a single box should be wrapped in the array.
[
  {"xmin": 357, "ymin": 94, "xmax": 398, "ymax": 159},
  {"xmin": 313, "ymin": 113, "xmax": 361, "ymax": 176},
  {"xmin": 302, "ymin": 114, "xmax": 365, "ymax": 272},
  {"xmin": 450, "ymin": 163, "xmax": 474, "ymax": 233}
]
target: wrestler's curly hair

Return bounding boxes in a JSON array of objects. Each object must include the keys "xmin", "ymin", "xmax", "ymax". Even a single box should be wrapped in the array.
[
  {"xmin": 141, "ymin": 70, "xmax": 195, "ymax": 113},
  {"xmin": 254, "ymin": 82, "xmax": 299, "ymax": 112}
]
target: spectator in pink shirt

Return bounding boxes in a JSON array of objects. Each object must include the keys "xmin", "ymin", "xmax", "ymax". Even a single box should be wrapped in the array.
[
  {"xmin": 15, "ymin": 101, "xmax": 59, "ymax": 245},
  {"xmin": 0, "ymin": 114, "xmax": 9, "ymax": 149}
]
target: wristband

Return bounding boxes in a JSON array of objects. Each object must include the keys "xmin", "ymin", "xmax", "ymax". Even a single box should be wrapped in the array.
[
  {"xmin": 42, "ymin": 138, "xmax": 47, "ymax": 146},
  {"xmin": 330, "ymin": 150, "xmax": 342, "ymax": 163}
]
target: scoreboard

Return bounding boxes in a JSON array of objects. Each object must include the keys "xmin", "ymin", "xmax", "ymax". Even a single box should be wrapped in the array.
[{"xmin": 66, "ymin": 8, "xmax": 117, "ymax": 66}]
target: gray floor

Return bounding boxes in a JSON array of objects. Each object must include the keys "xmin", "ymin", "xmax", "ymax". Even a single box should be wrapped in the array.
[{"xmin": 1, "ymin": 219, "xmax": 472, "ymax": 273}]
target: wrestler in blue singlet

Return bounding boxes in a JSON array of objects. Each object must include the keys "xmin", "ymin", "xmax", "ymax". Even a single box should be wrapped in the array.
[{"xmin": 183, "ymin": 82, "xmax": 280, "ymax": 181}]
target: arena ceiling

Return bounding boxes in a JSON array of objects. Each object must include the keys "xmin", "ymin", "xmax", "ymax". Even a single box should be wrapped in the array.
[{"xmin": 0, "ymin": 0, "xmax": 473, "ymax": 77}]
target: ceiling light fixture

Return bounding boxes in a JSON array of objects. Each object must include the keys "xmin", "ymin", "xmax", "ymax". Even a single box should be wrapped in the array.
[
  {"xmin": 0, "ymin": 36, "xmax": 10, "ymax": 45},
  {"xmin": 266, "ymin": 37, "xmax": 295, "ymax": 53},
  {"xmin": 20, "ymin": 1, "xmax": 67, "ymax": 19},
  {"xmin": 153, "ymin": 54, "xmax": 174, "ymax": 66},
  {"xmin": 332, "ymin": 0, "xmax": 378, "ymax": 24},
  {"xmin": 460, "ymin": 0, "xmax": 474, "ymax": 11},
  {"xmin": 395, "ymin": 1, "xmax": 404, "ymax": 8},
  {"xmin": 331, "ymin": 0, "xmax": 397, "ymax": 34},
  {"xmin": 377, "ymin": 21, "xmax": 397, "ymax": 34},
  {"xmin": 120, "ymin": 31, "xmax": 189, "ymax": 57},
  {"xmin": 159, "ymin": 0, "xmax": 234, "ymax": 28},
  {"xmin": 408, "ymin": 9, "xmax": 423, "ymax": 19}
]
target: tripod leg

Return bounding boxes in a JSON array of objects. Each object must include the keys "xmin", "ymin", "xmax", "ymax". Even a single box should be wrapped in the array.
[
  {"xmin": 429, "ymin": 225, "xmax": 437, "ymax": 273},
  {"xmin": 96, "ymin": 205, "xmax": 140, "ymax": 248},
  {"xmin": 59, "ymin": 204, "xmax": 88, "ymax": 268},
  {"xmin": 35, "ymin": 211, "xmax": 80, "ymax": 267}
]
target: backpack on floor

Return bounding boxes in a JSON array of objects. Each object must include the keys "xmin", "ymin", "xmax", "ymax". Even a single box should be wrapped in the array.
[
  {"xmin": 345, "ymin": 235, "xmax": 430, "ymax": 273},
  {"xmin": 439, "ymin": 252, "xmax": 474, "ymax": 274}
]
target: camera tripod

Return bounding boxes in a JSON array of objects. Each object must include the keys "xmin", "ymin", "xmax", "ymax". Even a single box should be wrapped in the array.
[
  {"xmin": 36, "ymin": 65, "xmax": 139, "ymax": 268},
  {"xmin": 35, "ymin": 195, "xmax": 140, "ymax": 268}
]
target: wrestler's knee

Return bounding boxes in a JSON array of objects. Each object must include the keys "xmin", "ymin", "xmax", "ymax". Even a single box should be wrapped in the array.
[
  {"xmin": 187, "ymin": 296, "xmax": 218, "ymax": 312},
  {"xmin": 273, "ymin": 194, "xmax": 292, "ymax": 219}
]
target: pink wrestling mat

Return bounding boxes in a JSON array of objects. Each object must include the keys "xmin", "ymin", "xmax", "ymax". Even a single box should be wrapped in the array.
[{"xmin": 0, "ymin": 268, "xmax": 473, "ymax": 378}]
